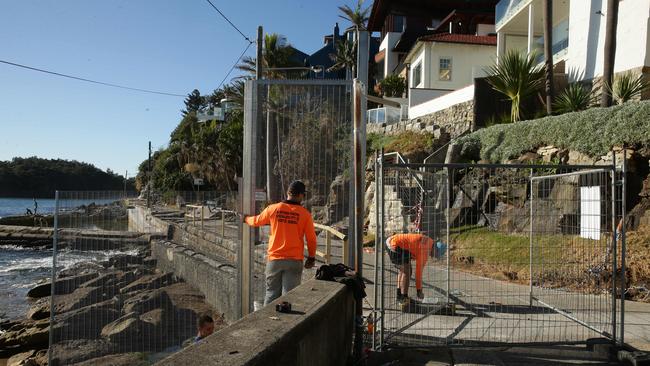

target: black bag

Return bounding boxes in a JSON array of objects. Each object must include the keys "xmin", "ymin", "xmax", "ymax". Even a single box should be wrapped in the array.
[
  {"xmin": 315, "ymin": 263, "xmax": 352, "ymax": 281},
  {"xmin": 315, "ymin": 263, "xmax": 366, "ymax": 300}
]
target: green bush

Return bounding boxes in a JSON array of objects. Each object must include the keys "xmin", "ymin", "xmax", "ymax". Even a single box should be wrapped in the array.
[
  {"xmin": 458, "ymin": 100, "xmax": 650, "ymax": 162},
  {"xmin": 367, "ymin": 131, "xmax": 436, "ymax": 162}
]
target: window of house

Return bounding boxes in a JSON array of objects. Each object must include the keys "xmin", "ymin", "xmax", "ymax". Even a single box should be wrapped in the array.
[
  {"xmin": 439, "ymin": 57, "xmax": 452, "ymax": 81},
  {"xmin": 412, "ymin": 62, "xmax": 422, "ymax": 87}
]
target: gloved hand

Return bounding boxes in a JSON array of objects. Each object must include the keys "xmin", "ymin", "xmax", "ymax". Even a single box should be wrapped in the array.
[
  {"xmin": 304, "ymin": 256, "xmax": 316, "ymax": 269},
  {"xmin": 417, "ymin": 289, "xmax": 424, "ymax": 300}
]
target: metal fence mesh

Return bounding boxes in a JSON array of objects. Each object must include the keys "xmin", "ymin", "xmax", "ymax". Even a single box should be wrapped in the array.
[
  {"xmin": 375, "ymin": 162, "xmax": 623, "ymax": 348},
  {"xmin": 245, "ymin": 80, "xmax": 353, "ymax": 309},
  {"xmin": 49, "ymin": 191, "xmax": 218, "ymax": 365}
]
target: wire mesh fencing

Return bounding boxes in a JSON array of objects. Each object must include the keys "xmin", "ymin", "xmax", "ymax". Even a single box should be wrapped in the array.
[
  {"xmin": 373, "ymin": 160, "xmax": 625, "ymax": 348},
  {"xmin": 49, "ymin": 191, "xmax": 219, "ymax": 365},
  {"xmin": 242, "ymin": 79, "xmax": 353, "ymax": 311}
]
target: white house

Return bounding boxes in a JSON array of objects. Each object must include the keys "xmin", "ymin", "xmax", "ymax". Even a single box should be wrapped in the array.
[
  {"xmin": 405, "ymin": 33, "xmax": 497, "ymax": 109},
  {"xmin": 495, "ymin": 0, "xmax": 650, "ymax": 83}
]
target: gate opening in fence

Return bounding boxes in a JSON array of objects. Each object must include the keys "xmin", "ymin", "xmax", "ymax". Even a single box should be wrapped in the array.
[{"xmin": 371, "ymin": 157, "xmax": 626, "ymax": 349}]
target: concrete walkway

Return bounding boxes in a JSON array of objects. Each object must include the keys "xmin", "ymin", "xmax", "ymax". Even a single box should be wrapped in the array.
[{"xmin": 304, "ymin": 238, "xmax": 650, "ymax": 352}]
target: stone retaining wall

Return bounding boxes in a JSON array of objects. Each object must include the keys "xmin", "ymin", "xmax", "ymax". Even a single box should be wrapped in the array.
[{"xmin": 367, "ymin": 100, "xmax": 474, "ymax": 138}]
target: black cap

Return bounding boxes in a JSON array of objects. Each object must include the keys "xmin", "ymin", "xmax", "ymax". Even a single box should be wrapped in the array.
[{"xmin": 288, "ymin": 180, "xmax": 307, "ymax": 195}]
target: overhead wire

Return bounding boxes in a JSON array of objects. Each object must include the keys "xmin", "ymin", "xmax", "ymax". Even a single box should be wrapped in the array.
[
  {"xmin": 216, "ymin": 40, "xmax": 254, "ymax": 91},
  {"xmin": 204, "ymin": 0, "xmax": 253, "ymax": 43},
  {"xmin": 0, "ymin": 59, "xmax": 186, "ymax": 97}
]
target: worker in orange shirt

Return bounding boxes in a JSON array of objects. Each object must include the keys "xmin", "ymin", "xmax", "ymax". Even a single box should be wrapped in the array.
[
  {"xmin": 244, "ymin": 181, "xmax": 318, "ymax": 305},
  {"xmin": 386, "ymin": 233, "xmax": 441, "ymax": 305}
]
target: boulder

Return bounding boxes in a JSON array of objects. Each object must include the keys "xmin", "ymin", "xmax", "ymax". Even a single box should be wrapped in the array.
[
  {"xmin": 7, "ymin": 350, "xmax": 37, "ymax": 366},
  {"xmin": 48, "ymin": 339, "xmax": 115, "ymax": 366},
  {"xmin": 107, "ymin": 254, "xmax": 144, "ymax": 269},
  {"xmin": 51, "ymin": 299, "xmax": 120, "ymax": 340},
  {"xmin": 122, "ymin": 289, "xmax": 174, "ymax": 315},
  {"xmin": 53, "ymin": 286, "xmax": 117, "ymax": 313},
  {"xmin": 100, "ymin": 313, "xmax": 154, "ymax": 350},
  {"xmin": 119, "ymin": 272, "xmax": 175, "ymax": 294},
  {"xmin": 0, "ymin": 319, "xmax": 49, "ymax": 354},
  {"xmin": 26, "ymin": 298, "xmax": 50, "ymax": 321},
  {"xmin": 81, "ymin": 271, "xmax": 136, "ymax": 291},
  {"xmin": 27, "ymin": 273, "xmax": 99, "ymax": 299},
  {"xmin": 58, "ymin": 262, "xmax": 105, "ymax": 278}
]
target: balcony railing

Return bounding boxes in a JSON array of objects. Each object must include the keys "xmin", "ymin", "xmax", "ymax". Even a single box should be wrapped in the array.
[
  {"xmin": 496, "ymin": 0, "xmax": 532, "ymax": 28},
  {"xmin": 367, "ymin": 106, "xmax": 401, "ymax": 124}
]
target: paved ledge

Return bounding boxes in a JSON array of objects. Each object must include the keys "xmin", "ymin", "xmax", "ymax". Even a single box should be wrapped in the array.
[{"xmin": 155, "ymin": 279, "xmax": 354, "ymax": 366}]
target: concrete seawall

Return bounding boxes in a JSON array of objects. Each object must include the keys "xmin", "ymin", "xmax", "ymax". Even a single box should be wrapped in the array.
[
  {"xmin": 128, "ymin": 206, "xmax": 243, "ymax": 321},
  {"xmin": 151, "ymin": 239, "xmax": 240, "ymax": 321},
  {"xmin": 155, "ymin": 279, "xmax": 354, "ymax": 366}
]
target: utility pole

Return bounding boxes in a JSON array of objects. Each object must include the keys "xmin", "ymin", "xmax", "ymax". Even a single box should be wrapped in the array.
[
  {"xmin": 147, "ymin": 141, "xmax": 151, "ymax": 208},
  {"xmin": 256, "ymin": 26, "xmax": 263, "ymax": 80},
  {"xmin": 601, "ymin": 0, "xmax": 619, "ymax": 107}
]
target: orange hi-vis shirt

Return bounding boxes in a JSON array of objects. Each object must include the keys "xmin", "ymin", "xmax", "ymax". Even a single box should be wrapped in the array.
[
  {"xmin": 388, "ymin": 233, "xmax": 434, "ymax": 290},
  {"xmin": 245, "ymin": 200, "xmax": 317, "ymax": 261}
]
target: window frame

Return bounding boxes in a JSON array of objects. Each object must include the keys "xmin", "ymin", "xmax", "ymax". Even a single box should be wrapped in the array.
[
  {"xmin": 438, "ymin": 56, "xmax": 453, "ymax": 81},
  {"xmin": 412, "ymin": 61, "xmax": 422, "ymax": 87}
]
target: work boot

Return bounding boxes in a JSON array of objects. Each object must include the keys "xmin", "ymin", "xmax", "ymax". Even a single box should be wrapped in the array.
[
  {"xmin": 396, "ymin": 288, "xmax": 403, "ymax": 301},
  {"xmin": 399, "ymin": 296, "xmax": 410, "ymax": 312}
]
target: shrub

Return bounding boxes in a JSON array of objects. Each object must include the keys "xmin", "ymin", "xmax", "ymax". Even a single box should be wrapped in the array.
[
  {"xmin": 457, "ymin": 100, "xmax": 650, "ymax": 162},
  {"xmin": 376, "ymin": 74, "xmax": 406, "ymax": 98},
  {"xmin": 554, "ymin": 83, "xmax": 596, "ymax": 114},
  {"xmin": 607, "ymin": 72, "xmax": 650, "ymax": 105}
]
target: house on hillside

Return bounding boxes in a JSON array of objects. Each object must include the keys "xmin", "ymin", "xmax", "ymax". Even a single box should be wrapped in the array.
[
  {"xmin": 496, "ymin": 0, "xmax": 650, "ymax": 94},
  {"xmin": 304, "ymin": 23, "xmax": 380, "ymax": 81},
  {"xmin": 367, "ymin": 0, "xmax": 499, "ymax": 123}
]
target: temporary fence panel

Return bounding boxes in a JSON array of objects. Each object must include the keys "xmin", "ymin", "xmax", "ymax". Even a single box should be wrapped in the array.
[
  {"xmin": 49, "ymin": 191, "xmax": 216, "ymax": 365},
  {"xmin": 375, "ymin": 161, "xmax": 624, "ymax": 348},
  {"xmin": 241, "ymin": 79, "xmax": 353, "ymax": 313}
]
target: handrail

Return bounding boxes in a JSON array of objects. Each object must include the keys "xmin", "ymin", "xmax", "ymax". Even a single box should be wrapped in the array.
[
  {"xmin": 379, "ymin": 152, "xmax": 425, "ymax": 193},
  {"xmin": 423, "ymin": 140, "xmax": 451, "ymax": 166},
  {"xmin": 313, "ymin": 223, "xmax": 348, "ymax": 265}
]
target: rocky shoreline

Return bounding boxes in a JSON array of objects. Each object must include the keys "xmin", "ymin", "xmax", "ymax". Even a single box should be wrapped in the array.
[{"xmin": 0, "ymin": 239, "xmax": 221, "ymax": 366}]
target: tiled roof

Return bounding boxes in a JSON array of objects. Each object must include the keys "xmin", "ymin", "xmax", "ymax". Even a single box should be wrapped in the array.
[{"xmin": 418, "ymin": 33, "xmax": 497, "ymax": 46}]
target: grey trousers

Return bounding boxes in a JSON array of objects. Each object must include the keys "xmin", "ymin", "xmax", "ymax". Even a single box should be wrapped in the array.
[{"xmin": 264, "ymin": 259, "xmax": 303, "ymax": 305}]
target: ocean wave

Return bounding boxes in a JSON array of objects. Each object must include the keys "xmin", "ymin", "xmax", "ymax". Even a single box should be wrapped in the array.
[{"xmin": 0, "ymin": 248, "xmax": 142, "ymax": 274}]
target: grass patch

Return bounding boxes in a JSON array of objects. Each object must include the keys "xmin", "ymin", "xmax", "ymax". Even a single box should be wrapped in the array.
[
  {"xmin": 368, "ymin": 131, "xmax": 436, "ymax": 162},
  {"xmin": 458, "ymin": 100, "xmax": 650, "ymax": 162}
]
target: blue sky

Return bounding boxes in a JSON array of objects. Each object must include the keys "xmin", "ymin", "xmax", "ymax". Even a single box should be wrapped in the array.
[{"xmin": 0, "ymin": 0, "xmax": 359, "ymax": 176}]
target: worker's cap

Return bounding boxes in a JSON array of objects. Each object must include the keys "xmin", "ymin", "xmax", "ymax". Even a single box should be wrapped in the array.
[{"xmin": 288, "ymin": 180, "xmax": 307, "ymax": 195}]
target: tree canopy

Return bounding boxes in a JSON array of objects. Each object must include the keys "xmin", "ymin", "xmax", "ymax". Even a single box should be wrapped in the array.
[{"xmin": 0, "ymin": 157, "xmax": 132, "ymax": 198}]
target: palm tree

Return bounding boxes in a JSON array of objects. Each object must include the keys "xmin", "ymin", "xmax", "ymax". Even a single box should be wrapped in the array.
[
  {"xmin": 338, "ymin": 0, "xmax": 370, "ymax": 29},
  {"xmin": 328, "ymin": 39, "xmax": 357, "ymax": 79},
  {"xmin": 236, "ymin": 33, "xmax": 297, "ymax": 79},
  {"xmin": 486, "ymin": 50, "xmax": 545, "ymax": 122},
  {"xmin": 542, "ymin": 0, "xmax": 554, "ymax": 114},
  {"xmin": 601, "ymin": 0, "xmax": 620, "ymax": 107}
]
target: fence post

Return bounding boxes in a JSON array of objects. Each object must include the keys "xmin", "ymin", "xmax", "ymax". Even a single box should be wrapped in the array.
[
  {"xmin": 372, "ymin": 150, "xmax": 379, "ymax": 350},
  {"xmin": 201, "ymin": 206, "xmax": 204, "ymax": 230},
  {"xmin": 611, "ymin": 151, "xmax": 618, "ymax": 343},
  {"xmin": 379, "ymin": 148, "xmax": 385, "ymax": 349},
  {"xmin": 529, "ymin": 168, "xmax": 534, "ymax": 307},
  {"xmin": 240, "ymin": 79, "xmax": 259, "ymax": 318},
  {"xmin": 221, "ymin": 211, "xmax": 226, "ymax": 238},
  {"xmin": 445, "ymin": 167, "xmax": 451, "ymax": 305},
  {"xmin": 48, "ymin": 191, "xmax": 60, "ymax": 366},
  {"xmin": 620, "ymin": 147, "xmax": 627, "ymax": 346}
]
